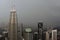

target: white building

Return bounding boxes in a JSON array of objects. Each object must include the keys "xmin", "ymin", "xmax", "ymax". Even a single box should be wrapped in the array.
[{"xmin": 52, "ymin": 30, "xmax": 57, "ymax": 40}]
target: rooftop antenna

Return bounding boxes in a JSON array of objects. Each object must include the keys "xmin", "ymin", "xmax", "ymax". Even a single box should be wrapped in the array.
[{"xmin": 10, "ymin": 0, "xmax": 16, "ymax": 12}]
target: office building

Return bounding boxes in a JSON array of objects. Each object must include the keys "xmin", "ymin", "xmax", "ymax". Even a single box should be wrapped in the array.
[
  {"xmin": 38, "ymin": 22, "xmax": 43, "ymax": 40},
  {"xmin": 53, "ymin": 26, "xmax": 60, "ymax": 40},
  {"xmin": 3, "ymin": 31, "xmax": 8, "ymax": 40},
  {"xmin": 0, "ymin": 35, "xmax": 5, "ymax": 40},
  {"xmin": 46, "ymin": 32, "xmax": 49, "ymax": 40},
  {"xmin": 23, "ymin": 27, "xmax": 32, "ymax": 40},
  {"xmin": 52, "ymin": 30, "xmax": 57, "ymax": 40},
  {"xmin": 33, "ymin": 32, "xmax": 38, "ymax": 40},
  {"xmin": 8, "ymin": 6, "xmax": 18, "ymax": 40}
]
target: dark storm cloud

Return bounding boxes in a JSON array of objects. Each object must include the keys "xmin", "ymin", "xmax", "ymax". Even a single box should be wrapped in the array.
[{"xmin": 0, "ymin": 0, "xmax": 60, "ymax": 30}]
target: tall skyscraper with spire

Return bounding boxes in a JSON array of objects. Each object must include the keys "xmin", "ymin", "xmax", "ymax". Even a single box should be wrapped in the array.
[{"xmin": 8, "ymin": 6, "xmax": 18, "ymax": 40}]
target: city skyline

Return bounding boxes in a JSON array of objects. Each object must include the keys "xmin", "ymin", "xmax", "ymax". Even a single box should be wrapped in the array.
[
  {"xmin": 0, "ymin": 0, "xmax": 60, "ymax": 30},
  {"xmin": 0, "ymin": 0, "xmax": 60, "ymax": 40}
]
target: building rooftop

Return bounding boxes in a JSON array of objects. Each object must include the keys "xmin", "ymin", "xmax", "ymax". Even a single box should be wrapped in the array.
[{"xmin": 53, "ymin": 26, "xmax": 60, "ymax": 30}]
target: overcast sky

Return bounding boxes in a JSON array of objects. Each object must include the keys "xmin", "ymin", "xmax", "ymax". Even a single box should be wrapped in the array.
[{"xmin": 0, "ymin": 0, "xmax": 60, "ymax": 29}]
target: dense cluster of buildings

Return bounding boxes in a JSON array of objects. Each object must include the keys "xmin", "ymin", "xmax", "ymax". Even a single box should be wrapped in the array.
[{"xmin": 0, "ymin": 3, "xmax": 60, "ymax": 40}]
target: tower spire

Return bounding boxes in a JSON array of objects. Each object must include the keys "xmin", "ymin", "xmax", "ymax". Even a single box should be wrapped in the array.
[
  {"xmin": 11, "ymin": 0, "xmax": 16, "ymax": 11},
  {"xmin": 10, "ymin": 0, "xmax": 16, "ymax": 13}
]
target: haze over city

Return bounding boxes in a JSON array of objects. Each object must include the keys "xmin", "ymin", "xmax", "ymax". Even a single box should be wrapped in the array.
[
  {"xmin": 0, "ymin": 0, "xmax": 60, "ymax": 30},
  {"xmin": 0, "ymin": 0, "xmax": 60, "ymax": 40}
]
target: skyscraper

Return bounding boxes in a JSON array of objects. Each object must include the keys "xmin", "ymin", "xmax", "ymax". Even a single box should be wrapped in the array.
[
  {"xmin": 8, "ymin": 7, "xmax": 18, "ymax": 40},
  {"xmin": 23, "ymin": 27, "xmax": 32, "ymax": 40},
  {"xmin": 38, "ymin": 22, "xmax": 43, "ymax": 40},
  {"xmin": 21, "ymin": 23, "xmax": 23, "ymax": 36},
  {"xmin": 46, "ymin": 32, "xmax": 49, "ymax": 40},
  {"xmin": 52, "ymin": 30, "xmax": 57, "ymax": 40}
]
